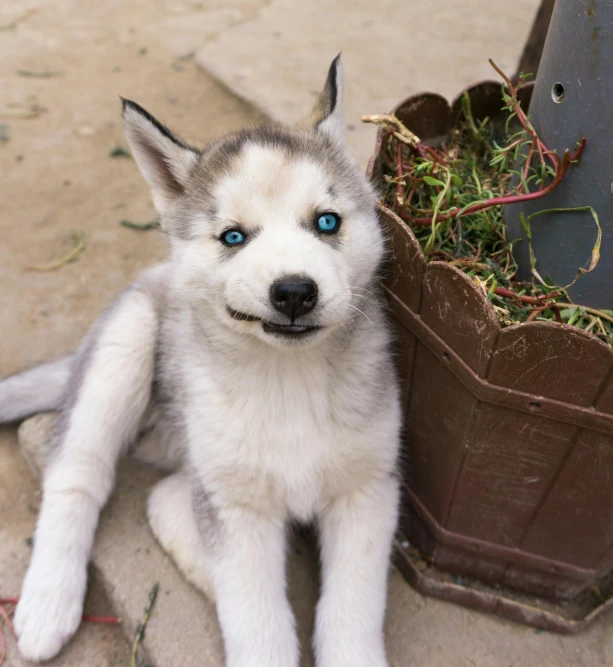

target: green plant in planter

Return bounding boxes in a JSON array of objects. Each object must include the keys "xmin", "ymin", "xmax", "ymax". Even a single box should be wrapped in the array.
[{"xmin": 363, "ymin": 62, "xmax": 612, "ymax": 348}]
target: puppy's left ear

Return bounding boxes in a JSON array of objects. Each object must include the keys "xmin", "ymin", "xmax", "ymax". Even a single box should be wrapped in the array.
[
  {"xmin": 122, "ymin": 99, "xmax": 200, "ymax": 215},
  {"xmin": 297, "ymin": 54, "xmax": 345, "ymax": 144}
]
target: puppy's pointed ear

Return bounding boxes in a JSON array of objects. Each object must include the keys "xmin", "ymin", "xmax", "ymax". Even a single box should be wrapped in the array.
[
  {"xmin": 297, "ymin": 54, "xmax": 345, "ymax": 144},
  {"xmin": 122, "ymin": 99, "xmax": 200, "ymax": 214}
]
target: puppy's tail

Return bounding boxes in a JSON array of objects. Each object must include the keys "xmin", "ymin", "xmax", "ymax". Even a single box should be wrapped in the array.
[{"xmin": 0, "ymin": 355, "xmax": 75, "ymax": 424}]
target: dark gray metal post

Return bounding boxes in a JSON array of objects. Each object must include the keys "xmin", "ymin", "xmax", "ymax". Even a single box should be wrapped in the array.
[
  {"xmin": 513, "ymin": 0, "xmax": 556, "ymax": 83},
  {"xmin": 506, "ymin": 0, "xmax": 613, "ymax": 308}
]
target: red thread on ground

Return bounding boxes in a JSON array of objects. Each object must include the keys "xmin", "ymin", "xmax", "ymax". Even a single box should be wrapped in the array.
[{"xmin": 0, "ymin": 596, "xmax": 120, "ymax": 665}]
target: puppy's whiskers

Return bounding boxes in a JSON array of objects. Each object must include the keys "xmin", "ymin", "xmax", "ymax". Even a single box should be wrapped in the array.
[{"xmin": 347, "ymin": 304, "xmax": 374, "ymax": 327}]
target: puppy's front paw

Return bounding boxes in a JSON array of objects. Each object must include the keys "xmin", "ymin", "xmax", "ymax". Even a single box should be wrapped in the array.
[
  {"xmin": 315, "ymin": 634, "xmax": 388, "ymax": 667},
  {"xmin": 14, "ymin": 563, "xmax": 86, "ymax": 662}
]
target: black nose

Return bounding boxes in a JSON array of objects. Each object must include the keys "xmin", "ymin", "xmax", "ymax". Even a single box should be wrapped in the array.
[{"xmin": 270, "ymin": 276, "xmax": 318, "ymax": 320}]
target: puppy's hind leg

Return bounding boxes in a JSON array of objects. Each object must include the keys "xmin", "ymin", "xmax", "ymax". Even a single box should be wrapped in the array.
[
  {"xmin": 147, "ymin": 472, "xmax": 215, "ymax": 601},
  {"xmin": 14, "ymin": 285, "xmax": 158, "ymax": 663}
]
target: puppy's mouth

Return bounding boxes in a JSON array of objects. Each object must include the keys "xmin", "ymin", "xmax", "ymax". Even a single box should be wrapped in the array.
[
  {"xmin": 228, "ymin": 308, "xmax": 260, "ymax": 323},
  {"xmin": 227, "ymin": 308, "xmax": 322, "ymax": 336}
]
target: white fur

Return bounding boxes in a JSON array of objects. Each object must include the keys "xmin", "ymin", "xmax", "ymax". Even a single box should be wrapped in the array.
[
  {"xmin": 0, "ymin": 356, "xmax": 72, "ymax": 423},
  {"xmin": 148, "ymin": 473, "xmax": 216, "ymax": 600},
  {"xmin": 14, "ymin": 283, "xmax": 158, "ymax": 661},
  {"xmin": 317, "ymin": 55, "xmax": 346, "ymax": 144},
  {"xmin": 122, "ymin": 101, "xmax": 199, "ymax": 215},
  {"xmin": 175, "ymin": 144, "xmax": 382, "ymax": 350},
  {"xmin": 6, "ymin": 57, "xmax": 402, "ymax": 667}
]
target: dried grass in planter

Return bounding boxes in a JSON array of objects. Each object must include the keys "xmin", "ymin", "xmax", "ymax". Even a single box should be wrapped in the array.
[{"xmin": 363, "ymin": 61, "xmax": 612, "ymax": 348}]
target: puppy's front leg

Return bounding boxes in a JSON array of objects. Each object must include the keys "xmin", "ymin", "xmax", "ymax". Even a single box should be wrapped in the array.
[
  {"xmin": 314, "ymin": 476, "xmax": 399, "ymax": 667},
  {"xmin": 14, "ymin": 287, "xmax": 157, "ymax": 662},
  {"xmin": 208, "ymin": 505, "xmax": 299, "ymax": 667}
]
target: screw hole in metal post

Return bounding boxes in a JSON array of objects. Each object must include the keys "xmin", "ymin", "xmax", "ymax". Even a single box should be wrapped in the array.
[
  {"xmin": 442, "ymin": 352, "xmax": 451, "ymax": 363},
  {"xmin": 551, "ymin": 82, "xmax": 565, "ymax": 103},
  {"xmin": 529, "ymin": 401, "xmax": 541, "ymax": 411}
]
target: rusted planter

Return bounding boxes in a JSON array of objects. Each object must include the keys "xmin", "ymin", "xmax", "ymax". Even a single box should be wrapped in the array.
[{"xmin": 367, "ymin": 84, "xmax": 613, "ymax": 633}]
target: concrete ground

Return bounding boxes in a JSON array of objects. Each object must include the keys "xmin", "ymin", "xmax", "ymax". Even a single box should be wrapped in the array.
[{"xmin": 1, "ymin": 0, "xmax": 612, "ymax": 665}]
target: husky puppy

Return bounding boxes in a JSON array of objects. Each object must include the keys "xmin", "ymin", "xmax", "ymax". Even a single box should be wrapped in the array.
[{"xmin": 0, "ymin": 56, "xmax": 401, "ymax": 667}]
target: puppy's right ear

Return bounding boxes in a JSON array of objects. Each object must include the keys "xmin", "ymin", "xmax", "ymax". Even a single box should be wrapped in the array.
[
  {"xmin": 122, "ymin": 99, "xmax": 200, "ymax": 215},
  {"xmin": 297, "ymin": 54, "xmax": 345, "ymax": 145}
]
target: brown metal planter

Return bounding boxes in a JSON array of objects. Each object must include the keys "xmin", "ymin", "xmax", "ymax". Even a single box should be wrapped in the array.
[{"xmin": 367, "ymin": 84, "xmax": 613, "ymax": 633}]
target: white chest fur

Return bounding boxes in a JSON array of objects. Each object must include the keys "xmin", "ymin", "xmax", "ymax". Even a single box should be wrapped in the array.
[{"xmin": 174, "ymin": 316, "xmax": 399, "ymax": 522}]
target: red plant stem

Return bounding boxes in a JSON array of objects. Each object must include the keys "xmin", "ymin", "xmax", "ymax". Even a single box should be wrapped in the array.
[
  {"xmin": 405, "ymin": 187, "xmax": 416, "ymax": 207},
  {"xmin": 0, "ymin": 604, "xmax": 15, "ymax": 640},
  {"xmin": 0, "ymin": 623, "xmax": 5, "ymax": 667},
  {"xmin": 405, "ymin": 200, "xmax": 437, "ymax": 214},
  {"xmin": 570, "ymin": 137, "xmax": 587, "ymax": 161},
  {"xmin": 494, "ymin": 286, "xmax": 561, "ymax": 305},
  {"xmin": 0, "ymin": 596, "xmax": 15, "ymax": 665},
  {"xmin": 0, "ymin": 603, "xmax": 120, "ymax": 667},
  {"xmin": 526, "ymin": 301, "xmax": 554, "ymax": 322},
  {"xmin": 389, "ymin": 64, "xmax": 586, "ymax": 229},
  {"xmin": 407, "ymin": 149, "xmax": 572, "ymax": 225},
  {"xmin": 551, "ymin": 303, "xmax": 563, "ymax": 323},
  {"xmin": 535, "ymin": 138, "xmax": 545, "ymax": 166},
  {"xmin": 488, "ymin": 60, "xmax": 539, "ymax": 136},
  {"xmin": 424, "ymin": 144, "xmax": 447, "ymax": 165},
  {"xmin": 495, "ymin": 287, "xmax": 532, "ymax": 304},
  {"xmin": 491, "ymin": 59, "xmax": 585, "ymax": 166},
  {"xmin": 393, "ymin": 187, "xmax": 416, "ymax": 222},
  {"xmin": 415, "ymin": 143, "xmax": 429, "ymax": 160},
  {"xmin": 0, "ymin": 597, "xmax": 119, "ymax": 626},
  {"xmin": 403, "ymin": 171, "xmax": 424, "ymax": 184},
  {"xmin": 522, "ymin": 139, "xmax": 535, "ymax": 186},
  {"xmin": 82, "ymin": 615, "xmax": 121, "ymax": 625},
  {"xmin": 428, "ymin": 249, "xmax": 454, "ymax": 260},
  {"xmin": 503, "ymin": 138, "xmax": 525, "ymax": 153},
  {"xmin": 489, "ymin": 59, "xmax": 559, "ymax": 170},
  {"xmin": 391, "ymin": 202, "xmax": 419, "ymax": 226}
]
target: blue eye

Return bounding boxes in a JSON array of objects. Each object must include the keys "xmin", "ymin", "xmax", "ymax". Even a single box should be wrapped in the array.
[
  {"xmin": 316, "ymin": 213, "xmax": 341, "ymax": 234},
  {"xmin": 221, "ymin": 229, "xmax": 246, "ymax": 246}
]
